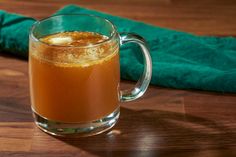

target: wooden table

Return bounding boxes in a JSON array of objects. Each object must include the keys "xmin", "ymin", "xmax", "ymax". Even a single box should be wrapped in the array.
[{"xmin": 0, "ymin": 0, "xmax": 236, "ymax": 156}]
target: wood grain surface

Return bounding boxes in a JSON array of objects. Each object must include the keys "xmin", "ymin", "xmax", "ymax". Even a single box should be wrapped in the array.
[{"xmin": 0, "ymin": 0, "xmax": 236, "ymax": 157}]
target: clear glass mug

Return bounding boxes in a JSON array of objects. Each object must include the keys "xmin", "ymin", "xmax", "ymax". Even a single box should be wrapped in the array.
[{"xmin": 29, "ymin": 14, "xmax": 152, "ymax": 137}]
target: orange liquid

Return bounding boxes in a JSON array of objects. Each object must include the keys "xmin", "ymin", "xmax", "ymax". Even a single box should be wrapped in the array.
[{"xmin": 29, "ymin": 32, "xmax": 120, "ymax": 123}]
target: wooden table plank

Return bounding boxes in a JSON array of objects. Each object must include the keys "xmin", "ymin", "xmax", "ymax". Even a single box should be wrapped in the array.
[{"xmin": 0, "ymin": 0, "xmax": 236, "ymax": 157}]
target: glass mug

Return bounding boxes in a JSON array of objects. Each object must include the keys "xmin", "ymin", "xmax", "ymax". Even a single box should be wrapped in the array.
[{"xmin": 29, "ymin": 14, "xmax": 152, "ymax": 137}]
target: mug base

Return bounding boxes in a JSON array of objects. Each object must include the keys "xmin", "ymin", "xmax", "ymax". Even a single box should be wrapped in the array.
[{"xmin": 32, "ymin": 108, "xmax": 120, "ymax": 137}]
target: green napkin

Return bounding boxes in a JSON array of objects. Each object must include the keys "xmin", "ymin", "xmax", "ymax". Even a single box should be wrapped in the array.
[{"xmin": 1, "ymin": 5, "xmax": 236, "ymax": 93}]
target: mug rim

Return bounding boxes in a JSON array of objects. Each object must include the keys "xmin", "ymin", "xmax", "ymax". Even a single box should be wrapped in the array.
[{"xmin": 30, "ymin": 14, "xmax": 118, "ymax": 49}]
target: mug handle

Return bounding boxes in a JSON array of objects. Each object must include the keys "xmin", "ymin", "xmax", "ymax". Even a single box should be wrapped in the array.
[{"xmin": 119, "ymin": 33, "xmax": 152, "ymax": 102}]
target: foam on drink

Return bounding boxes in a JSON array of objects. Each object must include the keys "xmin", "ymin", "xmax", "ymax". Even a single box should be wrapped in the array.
[{"xmin": 35, "ymin": 31, "xmax": 115, "ymax": 66}]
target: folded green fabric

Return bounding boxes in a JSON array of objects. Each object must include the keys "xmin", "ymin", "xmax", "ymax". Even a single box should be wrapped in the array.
[{"xmin": 1, "ymin": 5, "xmax": 236, "ymax": 92}]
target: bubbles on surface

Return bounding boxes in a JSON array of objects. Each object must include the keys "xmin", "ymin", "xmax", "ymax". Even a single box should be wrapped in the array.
[{"xmin": 32, "ymin": 31, "xmax": 118, "ymax": 66}]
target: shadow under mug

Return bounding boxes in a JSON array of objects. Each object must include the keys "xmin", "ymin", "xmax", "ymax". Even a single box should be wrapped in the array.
[{"xmin": 29, "ymin": 14, "xmax": 152, "ymax": 137}]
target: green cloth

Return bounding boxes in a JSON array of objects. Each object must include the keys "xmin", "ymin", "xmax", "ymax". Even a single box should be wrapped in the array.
[
  {"xmin": 1, "ymin": 5, "xmax": 236, "ymax": 92},
  {"xmin": 0, "ymin": 10, "xmax": 35, "ymax": 57}
]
